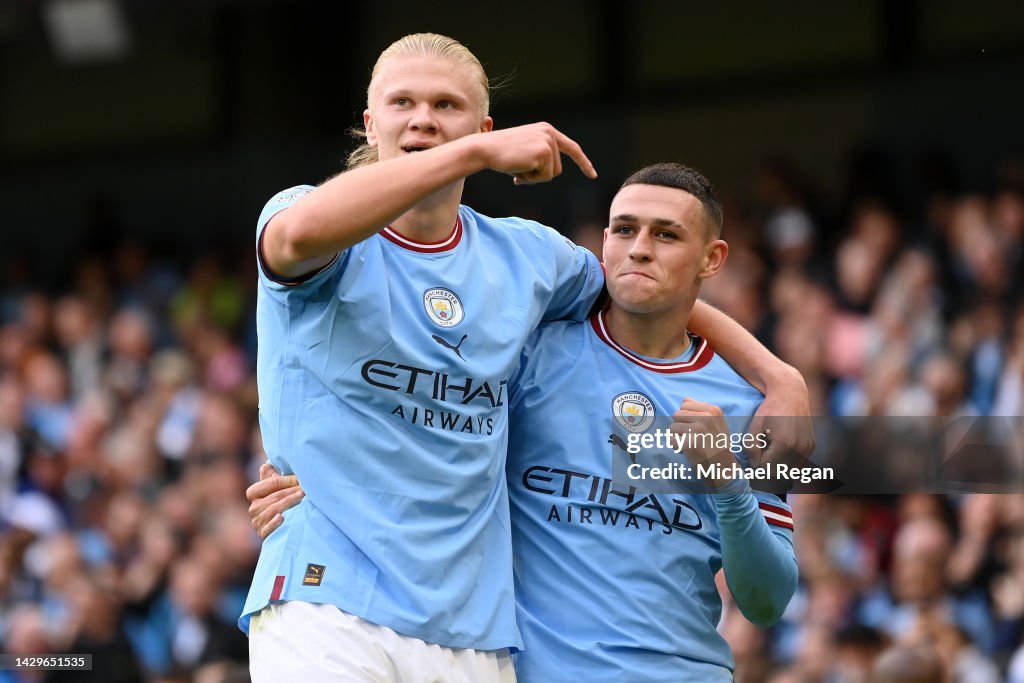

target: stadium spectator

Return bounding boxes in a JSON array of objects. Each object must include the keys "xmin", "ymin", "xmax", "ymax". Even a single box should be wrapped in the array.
[{"xmin": 871, "ymin": 644, "xmax": 945, "ymax": 683}]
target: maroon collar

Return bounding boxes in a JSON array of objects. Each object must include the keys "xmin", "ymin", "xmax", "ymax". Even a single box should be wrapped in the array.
[
  {"xmin": 380, "ymin": 215, "xmax": 462, "ymax": 253},
  {"xmin": 589, "ymin": 309, "xmax": 714, "ymax": 374}
]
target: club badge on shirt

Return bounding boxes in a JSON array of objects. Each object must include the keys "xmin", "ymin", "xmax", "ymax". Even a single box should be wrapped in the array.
[
  {"xmin": 612, "ymin": 392, "xmax": 656, "ymax": 433},
  {"xmin": 423, "ymin": 288, "xmax": 465, "ymax": 328}
]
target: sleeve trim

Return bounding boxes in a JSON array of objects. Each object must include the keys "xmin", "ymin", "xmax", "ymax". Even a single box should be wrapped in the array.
[
  {"xmin": 759, "ymin": 501, "xmax": 794, "ymax": 530},
  {"xmin": 257, "ymin": 223, "xmax": 340, "ymax": 287}
]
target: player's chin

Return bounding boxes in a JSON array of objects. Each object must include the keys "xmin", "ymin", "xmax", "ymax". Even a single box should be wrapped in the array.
[
  {"xmin": 611, "ymin": 294, "xmax": 661, "ymax": 315},
  {"xmin": 609, "ymin": 284, "xmax": 658, "ymax": 308}
]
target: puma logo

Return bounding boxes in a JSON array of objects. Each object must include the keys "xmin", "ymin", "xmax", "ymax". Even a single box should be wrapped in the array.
[
  {"xmin": 608, "ymin": 433, "xmax": 639, "ymax": 465},
  {"xmin": 303, "ymin": 563, "xmax": 326, "ymax": 586},
  {"xmin": 432, "ymin": 334, "xmax": 468, "ymax": 360}
]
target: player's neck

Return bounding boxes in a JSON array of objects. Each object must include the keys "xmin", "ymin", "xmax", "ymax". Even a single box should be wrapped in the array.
[
  {"xmin": 604, "ymin": 305, "xmax": 693, "ymax": 359},
  {"xmin": 390, "ymin": 180, "xmax": 465, "ymax": 242}
]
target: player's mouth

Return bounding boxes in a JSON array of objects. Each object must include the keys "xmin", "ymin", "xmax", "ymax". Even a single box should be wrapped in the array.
[
  {"xmin": 401, "ymin": 143, "xmax": 435, "ymax": 153},
  {"xmin": 621, "ymin": 271, "xmax": 655, "ymax": 281}
]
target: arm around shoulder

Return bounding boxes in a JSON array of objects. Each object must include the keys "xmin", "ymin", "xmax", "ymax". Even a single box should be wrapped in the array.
[
  {"xmin": 688, "ymin": 300, "xmax": 815, "ymax": 458},
  {"xmin": 688, "ymin": 300, "xmax": 800, "ymax": 395}
]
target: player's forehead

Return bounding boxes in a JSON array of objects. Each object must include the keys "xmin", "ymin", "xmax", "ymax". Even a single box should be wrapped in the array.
[
  {"xmin": 370, "ymin": 55, "xmax": 482, "ymax": 103},
  {"xmin": 608, "ymin": 184, "xmax": 703, "ymax": 227}
]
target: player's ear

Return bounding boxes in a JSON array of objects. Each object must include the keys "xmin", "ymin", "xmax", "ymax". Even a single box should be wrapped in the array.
[
  {"xmin": 364, "ymin": 109, "xmax": 377, "ymax": 147},
  {"xmin": 480, "ymin": 116, "xmax": 494, "ymax": 133},
  {"xmin": 698, "ymin": 239, "xmax": 728, "ymax": 279}
]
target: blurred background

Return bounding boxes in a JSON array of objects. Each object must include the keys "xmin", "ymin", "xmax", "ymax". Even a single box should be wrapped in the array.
[{"xmin": 1, "ymin": 1, "xmax": 1023, "ymax": 681}]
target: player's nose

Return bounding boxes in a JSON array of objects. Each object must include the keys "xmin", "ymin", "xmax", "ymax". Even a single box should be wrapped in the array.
[
  {"xmin": 408, "ymin": 103, "xmax": 438, "ymax": 132},
  {"xmin": 628, "ymin": 230, "xmax": 654, "ymax": 261}
]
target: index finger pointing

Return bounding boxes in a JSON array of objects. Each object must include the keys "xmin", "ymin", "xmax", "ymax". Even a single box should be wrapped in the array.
[{"xmin": 553, "ymin": 131, "xmax": 597, "ymax": 179}]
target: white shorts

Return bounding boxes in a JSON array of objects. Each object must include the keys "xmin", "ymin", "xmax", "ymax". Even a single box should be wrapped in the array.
[{"xmin": 248, "ymin": 601, "xmax": 517, "ymax": 683}]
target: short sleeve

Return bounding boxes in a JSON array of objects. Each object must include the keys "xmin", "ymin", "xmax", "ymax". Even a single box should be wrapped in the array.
[
  {"xmin": 255, "ymin": 185, "xmax": 343, "ymax": 293},
  {"xmin": 540, "ymin": 231, "xmax": 605, "ymax": 323}
]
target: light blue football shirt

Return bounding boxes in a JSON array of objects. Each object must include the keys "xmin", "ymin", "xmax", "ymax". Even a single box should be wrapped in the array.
[
  {"xmin": 508, "ymin": 312, "xmax": 797, "ymax": 681},
  {"xmin": 240, "ymin": 186, "xmax": 604, "ymax": 651}
]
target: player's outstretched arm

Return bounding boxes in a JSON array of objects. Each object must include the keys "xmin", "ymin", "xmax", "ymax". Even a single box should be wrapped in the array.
[
  {"xmin": 263, "ymin": 123, "xmax": 596, "ymax": 278},
  {"xmin": 687, "ymin": 300, "xmax": 815, "ymax": 462},
  {"xmin": 246, "ymin": 463, "xmax": 305, "ymax": 540}
]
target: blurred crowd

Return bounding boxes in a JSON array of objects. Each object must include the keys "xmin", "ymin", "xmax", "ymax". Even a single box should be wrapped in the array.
[
  {"xmin": 0, "ymin": 248, "xmax": 259, "ymax": 682},
  {"xmin": 691, "ymin": 154, "xmax": 1024, "ymax": 683},
  {"xmin": 0, "ymin": 150, "xmax": 1022, "ymax": 682}
]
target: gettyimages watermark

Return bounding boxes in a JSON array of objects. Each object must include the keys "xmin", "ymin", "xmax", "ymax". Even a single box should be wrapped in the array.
[
  {"xmin": 608, "ymin": 416, "xmax": 1024, "ymax": 495},
  {"xmin": 619, "ymin": 427, "xmax": 829, "ymax": 487}
]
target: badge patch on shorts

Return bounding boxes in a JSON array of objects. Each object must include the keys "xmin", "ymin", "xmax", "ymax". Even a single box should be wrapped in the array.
[{"xmin": 303, "ymin": 563, "xmax": 326, "ymax": 586}]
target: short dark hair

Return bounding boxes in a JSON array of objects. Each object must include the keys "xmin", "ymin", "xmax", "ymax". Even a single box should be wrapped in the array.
[{"xmin": 619, "ymin": 163, "xmax": 723, "ymax": 237}]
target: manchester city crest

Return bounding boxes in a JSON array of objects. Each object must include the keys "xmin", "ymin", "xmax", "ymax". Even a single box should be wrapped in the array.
[
  {"xmin": 423, "ymin": 287, "xmax": 465, "ymax": 328},
  {"xmin": 612, "ymin": 392, "xmax": 656, "ymax": 433}
]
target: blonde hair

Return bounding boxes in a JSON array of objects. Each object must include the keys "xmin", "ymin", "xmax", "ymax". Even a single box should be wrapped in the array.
[{"xmin": 347, "ymin": 33, "xmax": 490, "ymax": 170}]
